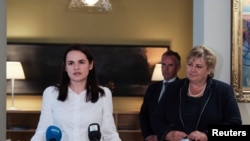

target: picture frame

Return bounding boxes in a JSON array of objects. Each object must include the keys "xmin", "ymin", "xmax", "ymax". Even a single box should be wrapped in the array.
[
  {"xmin": 232, "ymin": 0, "xmax": 250, "ymax": 102},
  {"xmin": 7, "ymin": 43, "xmax": 169, "ymax": 96}
]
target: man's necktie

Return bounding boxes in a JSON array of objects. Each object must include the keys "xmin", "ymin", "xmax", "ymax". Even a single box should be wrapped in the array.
[{"xmin": 158, "ymin": 82, "xmax": 168, "ymax": 102}]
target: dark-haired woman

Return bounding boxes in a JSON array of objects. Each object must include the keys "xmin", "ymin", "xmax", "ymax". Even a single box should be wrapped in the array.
[{"xmin": 31, "ymin": 44, "xmax": 121, "ymax": 141}]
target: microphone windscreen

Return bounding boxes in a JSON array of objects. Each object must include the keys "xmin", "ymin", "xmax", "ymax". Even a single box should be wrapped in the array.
[
  {"xmin": 46, "ymin": 125, "xmax": 62, "ymax": 141},
  {"xmin": 88, "ymin": 123, "xmax": 101, "ymax": 141}
]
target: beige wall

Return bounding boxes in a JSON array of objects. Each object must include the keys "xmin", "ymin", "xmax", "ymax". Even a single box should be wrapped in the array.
[
  {"xmin": 7, "ymin": 0, "xmax": 193, "ymax": 111},
  {"xmin": 7, "ymin": 0, "xmax": 193, "ymax": 79},
  {"xmin": 6, "ymin": 0, "xmax": 192, "ymax": 111}
]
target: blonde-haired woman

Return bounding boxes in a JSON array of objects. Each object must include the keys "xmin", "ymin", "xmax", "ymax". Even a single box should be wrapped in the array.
[{"xmin": 151, "ymin": 45, "xmax": 242, "ymax": 141}]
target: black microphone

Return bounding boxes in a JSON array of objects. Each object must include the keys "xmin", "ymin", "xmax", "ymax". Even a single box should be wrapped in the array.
[
  {"xmin": 88, "ymin": 123, "xmax": 101, "ymax": 141},
  {"xmin": 46, "ymin": 125, "xmax": 62, "ymax": 141}
]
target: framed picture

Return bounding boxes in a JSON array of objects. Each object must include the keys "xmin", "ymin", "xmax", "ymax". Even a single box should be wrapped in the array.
[
  {"xmin": 7, "ymin": 43, "xmax": 169, "ymax": 96},
  {"xmin": 232, "ymin": 0, "xmax": 250, "ymax": 102}
]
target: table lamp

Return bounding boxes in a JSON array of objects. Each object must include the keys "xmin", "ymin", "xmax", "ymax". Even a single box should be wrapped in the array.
[
  {"xmin": 6, "ymin": 61, "xmax": 25, "ymax": 110},
  {"xmin": 151, "ymin": 64, "xmax": 163, "ymax": 81}
]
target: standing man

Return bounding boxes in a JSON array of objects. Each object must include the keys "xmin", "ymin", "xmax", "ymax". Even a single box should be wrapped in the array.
[{"xmin": 139, "ymin": 49, "xmax": 181, "ymax": 141}]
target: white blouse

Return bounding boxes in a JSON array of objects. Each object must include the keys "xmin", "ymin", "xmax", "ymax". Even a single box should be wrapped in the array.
[{"xmin": 31, "ymin": 86, "xmax": 121, "ymax": 141}]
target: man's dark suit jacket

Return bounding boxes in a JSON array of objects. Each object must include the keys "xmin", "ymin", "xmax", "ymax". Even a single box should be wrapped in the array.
[{"xmin": 139, "ymin": 78, "xmax": 179, "ymax": 139}]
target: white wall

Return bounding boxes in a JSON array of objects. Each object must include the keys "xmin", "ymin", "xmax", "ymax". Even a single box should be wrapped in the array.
[
  {"xmin": 193, "ymin": 0, "xmax": 250, "ymax": 124},
  {"xmin": 0, "ymin": 0, "xmax": 6, "ymax": 140}
]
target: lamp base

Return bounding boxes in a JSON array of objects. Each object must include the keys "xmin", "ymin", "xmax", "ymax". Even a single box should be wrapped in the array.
[{"xmin": 8, "ymin": 106, "xmax": 20, "ymax": 111}]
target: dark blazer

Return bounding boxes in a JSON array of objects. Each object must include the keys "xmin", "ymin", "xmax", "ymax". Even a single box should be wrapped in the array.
[
  {"xmin": 151, "ymin": 78, "xmax": 242, "ymax": 141},
  {"xmin": 139, "ymin": 78, "xmax": 180, "ymax": 139}
]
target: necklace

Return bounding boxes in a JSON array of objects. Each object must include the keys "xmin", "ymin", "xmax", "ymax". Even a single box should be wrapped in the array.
[{"xmin": 188, "ymin": 83, "xmax": 207, "ymax": 97}]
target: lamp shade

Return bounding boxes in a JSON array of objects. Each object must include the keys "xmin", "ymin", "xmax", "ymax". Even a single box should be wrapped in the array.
[
  {"xmin": 151, "ymin": 64, "xmax": 163, "ymax": 81},
  {"xmin": 6, "ymin": 61, "xmax": 25, "ymax": 79}
]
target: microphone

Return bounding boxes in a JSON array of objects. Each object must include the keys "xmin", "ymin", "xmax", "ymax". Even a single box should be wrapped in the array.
[
  {"xmin": 88, "ymin": 123, "xmax": 101, "ymax": 141},
  {"xmin": 46, "ymin": 125, "xmax": 62, "ymax": 141}
]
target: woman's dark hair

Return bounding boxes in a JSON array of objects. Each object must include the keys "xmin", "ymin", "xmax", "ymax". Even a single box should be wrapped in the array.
[{"xmin": 56, "ymin": 44, "xmax": 105, "ymax": 102}]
